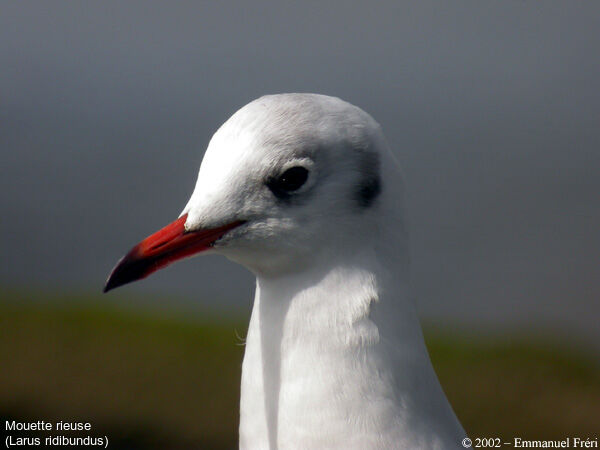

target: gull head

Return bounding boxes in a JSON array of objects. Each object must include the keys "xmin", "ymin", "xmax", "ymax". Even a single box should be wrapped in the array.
[{"xmin": 104, "ymin": 93, "xmax": 404, "ymax": 291}]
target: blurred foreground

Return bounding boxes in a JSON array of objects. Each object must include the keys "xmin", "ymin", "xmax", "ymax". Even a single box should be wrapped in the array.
[{"xmin": 1, "ymin": 289, "xmax": 598, "ymax": 449}]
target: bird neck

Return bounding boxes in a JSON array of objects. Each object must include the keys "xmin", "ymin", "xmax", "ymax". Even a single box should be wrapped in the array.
[{"xmin": 238, "ymin": 247, "xmax": 464, "ymax": 449}]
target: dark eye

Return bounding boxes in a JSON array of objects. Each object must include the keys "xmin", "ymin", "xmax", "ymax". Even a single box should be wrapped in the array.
[
  {"xmin": 277, "ymin": 166, "xmax": 309, "ymax": 191},
  {"xmin": 267, "ymin": 166, "xmax": 309, "ymax": 198}
]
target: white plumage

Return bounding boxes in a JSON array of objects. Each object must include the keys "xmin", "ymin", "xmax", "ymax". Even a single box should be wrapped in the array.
[
  {"xmin": 183, "ymin": 94, "xmax": 465, "ymax": 449},
  {"xmin": 106, "ymin": 93, "xmax": 466, "ymax": 449}
]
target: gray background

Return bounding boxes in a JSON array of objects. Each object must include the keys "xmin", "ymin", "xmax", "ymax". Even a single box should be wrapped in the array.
[{"xmin": 1, "ymin": 1, "xmax": 598, "ymax": 344}]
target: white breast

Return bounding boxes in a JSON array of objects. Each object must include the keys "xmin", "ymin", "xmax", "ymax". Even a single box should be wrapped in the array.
[{"xmin": 239, "ymin": 249, "xmax": 464, "ymax": 449}]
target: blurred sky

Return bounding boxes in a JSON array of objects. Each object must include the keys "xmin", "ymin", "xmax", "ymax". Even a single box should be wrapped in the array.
[{"xmin": 1, "ymin": 1, "xmax": 599, "ymax": 343}]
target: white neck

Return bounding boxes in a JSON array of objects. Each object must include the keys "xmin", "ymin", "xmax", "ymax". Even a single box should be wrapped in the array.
[{"xmin": 238, "ymin": 247, "xmax": 464, "ymax": 449}]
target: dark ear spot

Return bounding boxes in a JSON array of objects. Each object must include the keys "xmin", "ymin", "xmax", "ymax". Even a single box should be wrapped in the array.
[
  {"xmin": 357, "ymin": 174, "xmax": 381, "ymax": 208},
  {"xmin": 355, "ymin": 152, "xmax": 381, "ymax": 208}
]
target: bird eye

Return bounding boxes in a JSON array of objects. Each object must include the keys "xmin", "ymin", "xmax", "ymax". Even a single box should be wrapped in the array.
[
  {"xmin": 267, "ymin": 166, "xmax": 309, "ymax": 198},
  {"xmin": 277, "ymin": 166, "xmax": 309, "ymax": 191}
]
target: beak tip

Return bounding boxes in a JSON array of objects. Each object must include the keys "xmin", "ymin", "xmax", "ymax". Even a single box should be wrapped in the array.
[
  {"xmin": 103, "ymin": 255, "xmax": 138, "ymax": 294},
  {"xmin": 102, "ymin": 272, "xmax": 119, "ymax": 293}
]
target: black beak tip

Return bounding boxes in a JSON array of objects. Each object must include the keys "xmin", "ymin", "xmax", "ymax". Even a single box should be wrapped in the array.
[
  {"xmin": 103, "ymin": 270, "xmax": 122, "ymax": 293},
  {"xmin": 102, "ymin": 280, "xmax": 114, "ymax": 293},
  {"xmin": 102, "ymin": 252, "xmax": 151, "ymax": 294},
  {"xmin": 103, "ymin": 270, "xmax": 133, "ymax": 294},
  {"xmin": 102, "ymin": 256, "xmax": 129, "ymax": 294}
]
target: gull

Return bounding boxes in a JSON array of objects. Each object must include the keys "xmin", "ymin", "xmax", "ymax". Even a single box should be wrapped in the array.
[{"xmin": 104, "ymin": 94, "xmax": 466, "ymax": 449}]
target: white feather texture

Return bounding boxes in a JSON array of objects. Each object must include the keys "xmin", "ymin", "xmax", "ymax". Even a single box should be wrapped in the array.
[{"xmin": 182, "ymin": 94, "xmax": 465, "ymax": 449}]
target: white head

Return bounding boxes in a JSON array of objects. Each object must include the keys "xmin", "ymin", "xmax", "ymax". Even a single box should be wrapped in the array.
[
  {"xmin": 104, "ymin": 94, "xmax": 407, "ymax": 290},
  {"xmin": 183, "ymin": 94, "xmax": 405, "ymax": 276}
]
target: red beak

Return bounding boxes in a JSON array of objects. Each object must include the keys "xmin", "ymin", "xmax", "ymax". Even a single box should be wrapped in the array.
[{"xmin": 103, "ymin": 213, "xmax": 243, "ymax": 293}]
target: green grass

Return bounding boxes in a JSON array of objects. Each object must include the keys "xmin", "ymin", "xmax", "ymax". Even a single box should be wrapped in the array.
[
  {"xmin": 425, "ymin": 328, "xmax": 600, "ymax": 441},
  {"xmin": 1, "ymin": 289, "xmax": 598, "ymax": 449}
]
